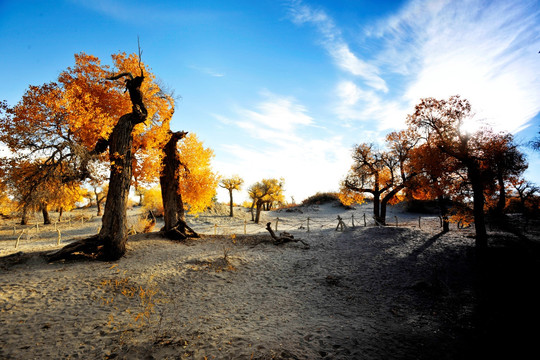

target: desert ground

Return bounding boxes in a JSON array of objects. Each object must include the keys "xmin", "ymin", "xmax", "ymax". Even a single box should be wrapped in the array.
[{"xmin": 1, "ymin": 202, "xmax": 539, "ymax": 359}]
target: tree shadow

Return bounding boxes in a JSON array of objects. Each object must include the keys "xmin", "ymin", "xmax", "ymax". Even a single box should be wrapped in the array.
[{"xmin": 407, "ymin": 231, "xmax": 446, "ymax": 261}]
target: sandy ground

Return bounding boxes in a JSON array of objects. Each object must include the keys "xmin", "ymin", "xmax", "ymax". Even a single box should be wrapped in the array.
[{"xmin": 1, "ymin": 203, "xmax": 539, "ymax": 359}]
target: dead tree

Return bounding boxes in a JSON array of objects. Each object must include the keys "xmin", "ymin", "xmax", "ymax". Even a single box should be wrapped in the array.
[
  {"xmin": 265, "ymin": 222, "xmax": 309, "ymax": 248},
  {"xmin": 159, "ymin": 130, "xmax": 199, "ymax": 240},
  {"xmin": 49, "ymin": 67, "xmax": 147, "ymax": 261}
]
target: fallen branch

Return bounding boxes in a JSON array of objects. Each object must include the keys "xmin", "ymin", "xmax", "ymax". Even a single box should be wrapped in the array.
[{"xmin": 265, "ymin": 222, "xmax": 309, "ymax": 249}]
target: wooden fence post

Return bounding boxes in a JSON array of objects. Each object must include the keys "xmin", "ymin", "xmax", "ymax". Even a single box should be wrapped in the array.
[
  {"xmin": 363, "ymin": 213, "xmax": 366, "ymax": 227},
  {"xmin": 275, "ymin": 217, "xmax": 279, "ymax": 232},
  {"xmin": 244, "ymin": 220, "xmax": 247, "ymax": 235},
  {"xmin": 307, "ymin": 217, "xmax": 310, "ymax": 232},
  {"xmin": 418, "ymin": 216, "xmax": 421, "ymax": 229},
  {"xmin": 15, "ymin": 230, "xmax": 25, "ymax": 249},
  {"xmin": 56, "ymin": 229, "xmax": 61, "ymax": 245},
  {"xmin": 351, "ymin": 214, "xmax": 355, "ymax": 227}
]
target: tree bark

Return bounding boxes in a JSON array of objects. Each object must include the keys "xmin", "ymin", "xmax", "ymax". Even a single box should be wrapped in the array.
[
  {"xmin": 468, "ymin": 164, "xmax": 488, "ymax": 251},
  {"xmin": 495, "ymin": 171, "xmax": 506, "ymax": 216},
  {"xmin": 41, "ymin": 202, "xmax": 51, "ymax": 225},
  {"xmin": 20, "ymin": 203, "xmax": 29, "ymax": 225},
  {"xmin": 160, "ymin": 131, "xmax": 199, "ymax": 240},
  {"xmin": 255, "ymin": 200, "xmax": 263, "ymax": 224},
  {"xmin": 228, "ymin": 189, "xmax": 234, "ymax": 217},
  {"xmin": 250, "ymin": 200, "xmax": 255, "ymax": 221}
]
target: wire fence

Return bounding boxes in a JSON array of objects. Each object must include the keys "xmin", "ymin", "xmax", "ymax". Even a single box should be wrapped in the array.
[
  {"xmin": 189, "ymin": 212, "xmax": 453, "ymax": 237},
  {"xmin": 0, "ymin": 210, "xmax": 458, "ymax": 252}
]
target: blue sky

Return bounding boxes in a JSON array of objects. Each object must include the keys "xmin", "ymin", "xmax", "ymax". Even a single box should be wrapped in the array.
[{"xmin": 1, "ymin": 0, "xmax": 539, "ymax": 203}]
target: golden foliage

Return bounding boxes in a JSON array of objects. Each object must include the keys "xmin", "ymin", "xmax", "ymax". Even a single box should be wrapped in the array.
[
  {"xmin": 337, "ymin": 187, "xmax": 365, "ymax": 206},
  {"xmin": 141, "ymin": 186, "xmax": 164, "ymax": 217},
  {"xmin": 177, "ymin": 133, "xmax": 219, "ymax": 214},
  {"xmin": 220, "ymin": 175, "xmax": 244, "ymax": 191}
]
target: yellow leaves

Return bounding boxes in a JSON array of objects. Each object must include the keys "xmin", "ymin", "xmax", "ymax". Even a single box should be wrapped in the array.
[
  {"xmin": 338, "ymin": 187, "xmax": 364, "ymax": 206},
  {"xmin": 177, "ymin": 133, "xmax": 219, "ymax": 214},
  {"xmin": 141, "ymin": 186, "xmax": 164, "ymax": 216},
  {"xmin": 220, "ymin": 176, "xmax": 244, "ymax": 191}
]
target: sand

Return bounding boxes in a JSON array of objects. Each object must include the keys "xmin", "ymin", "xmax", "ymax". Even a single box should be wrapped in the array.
[{"xmin": 1, "ymin": 203, "xmax": 538, "ymax": 359}]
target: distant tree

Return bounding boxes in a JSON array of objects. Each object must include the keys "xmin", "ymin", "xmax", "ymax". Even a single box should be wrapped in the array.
[
  {"xmin": 220, "ymin": 175, "xmax": 244, "ymax": 217},
  {"xmin": 92, "ymin": 183, "xmax": 108, "ymax": 216},
  {"xmin": 511, "ymin": 178, "xmax": 539, "ymax": 215},
  {"xmin": 248, "ymin": 178, "xmax": 285, "ymax": 224},
  {"xmin": 481, "ymin": 132, "xmax": 527, "ymax": 216},
  {"xmin": 341, "ymin": 130, "xmax": 417, "ymax": 225}
]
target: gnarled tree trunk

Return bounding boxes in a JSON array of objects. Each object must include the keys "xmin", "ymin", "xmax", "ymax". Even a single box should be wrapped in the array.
[{"xmin": 159, "ymin": 130, "xmax": 199, "ymax": 240}]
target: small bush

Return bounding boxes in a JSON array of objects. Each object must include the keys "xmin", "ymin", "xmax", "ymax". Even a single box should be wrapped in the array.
[
  {"xmin": 302, "ymin": 192, "xmax": 340, "ymax": 206},
  {"xmin": 141, "ymin": 187, "xmax": 164, "ymax": 217}
]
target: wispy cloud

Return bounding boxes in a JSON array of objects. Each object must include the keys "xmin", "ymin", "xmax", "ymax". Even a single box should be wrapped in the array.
[
  {"xmin": 374, "ymin": 0, "xmax": 540, "ymax": 133},
  {"xmin": 71, "ymin": 0, "xmax": 220, "ymax": 24},
  {"xmin": 189, "ymin": 65, "xmax": 225, "ymax": 78},
  {"xmin": 290, "ymin": 0, "xmax": 540, "ymax": 134},
  {"xmin": 287, "ymin": 0, "xmax": 388, "ymax": 93}
]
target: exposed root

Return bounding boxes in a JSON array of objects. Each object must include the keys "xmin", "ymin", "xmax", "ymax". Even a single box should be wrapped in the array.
[
  {"xmin": 265, "ymin": 222, "xmax": 310, "ymax": 249},
  {"xmin": 162, "ymin": 219, "xmax": 200, "ymax": 241},
  {"xmin": 47, "ymin": 235, "xmax": 104, "ymax": 262}
]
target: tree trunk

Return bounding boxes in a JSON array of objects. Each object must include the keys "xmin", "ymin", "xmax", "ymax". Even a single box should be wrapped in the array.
[
  {"xmin": 228, "ymin": 189, "xmax": 234, "ymax": 217},
  {"xmin": 250, "ymin": 200, "xmax": 255, "ymax": 221},
  {"xmin": 468, "ymin": 165, "xmax": 488, "ymax": 251},
  {"xmin": 255, "ymin": 200, "xmax": 263, "ymax": 224},
  {"xmin": 438, "ymin": 196, "xmax": 450, "ymax": 233},
  {"xmin": 373, "ymin": 192, "xmax": 382, "ymax": 224},
  {"xmin": 41, "ymin": 202, "xmax": 51, "ymax": 225},
  {"xmin": 58, "ymin": 207, "xmax": 64, "ymax": 222},
  {"xmin": 495, "ymin": 171, "xmax": 506, "ymax": 216},
  {"xmin": 96, "ymin": 197, "xmax": 103, "ymax": 216},
  {"xmin": 160, "ymin": 131, "xmax": 199, "ymax": 240},
  {"xmin": 20, "ymin": 203, "xmax": 29, "ymax": 225},
  {"xmin": 98, "ymin": 113, "xmax": 139, "ymax": 259}
]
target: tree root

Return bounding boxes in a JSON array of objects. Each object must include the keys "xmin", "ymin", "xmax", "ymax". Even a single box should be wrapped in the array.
[
  {"xmin": 265, "ymin": 222, "xmax": 310, "ymax": 249},
  {"xmin": 162, "ymin": 219, "xmax": 200, "ymax": 241},
  {"xmin": 47, "ymin": 235, "xmax": 104, "ymax": 262}
]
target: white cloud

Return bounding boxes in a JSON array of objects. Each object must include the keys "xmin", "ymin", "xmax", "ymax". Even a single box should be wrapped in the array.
[
  {"xmin": 288, "ymin": 0, "xmax": 388, "ymax": 92},
  {"xmin": 213, "ymin": 92, "xmax": 351, "ymax": 202},
  {"xmin": 291, "ymin": 0, "xmax": 540, "ymax": 136},
  {"xmin": 372, "ymin": 0, "xmax": 540, "ymax": 133}
]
